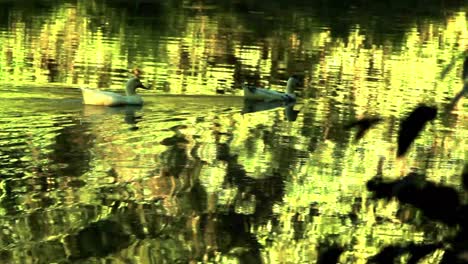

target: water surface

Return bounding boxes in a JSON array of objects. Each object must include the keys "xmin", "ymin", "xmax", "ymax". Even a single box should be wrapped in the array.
[{"xmin": 0, "ymin": 0, "xmax": 467, "ymax": 263}]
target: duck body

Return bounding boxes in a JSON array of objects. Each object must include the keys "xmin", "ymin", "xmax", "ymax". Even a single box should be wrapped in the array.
[
  {"xmin": 81, "ymin": 88, "xmax": 143, "ymax": 106},
  {"xmin": 243, "ymin": 86, "xmax": 295, "ymax": 102},
  {"xmin": 243, "ymin": 76, "xmax": 299, "ymax": 102},
  {"xmin": 81, "ymin": 76, "xmax": 150, "ymax": 106}
]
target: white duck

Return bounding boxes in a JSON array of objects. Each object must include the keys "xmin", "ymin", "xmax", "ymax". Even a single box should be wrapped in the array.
[
  {"xmin": 81, "ymin": 69, "xmax": 151, "ymax": 106},
  {"xmin": 243, "ymin": 76, "xmax": 300, "ymax": 102}
]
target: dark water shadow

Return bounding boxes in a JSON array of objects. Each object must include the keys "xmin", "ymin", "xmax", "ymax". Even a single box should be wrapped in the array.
[
  {"xmin": 82, "ymin": 104, "xmax": 143, "ymax": 130},
  {"xmin": 366, "ymin": 163, "xmax": 468, "ymax": 263},
  {"xmin": 64, "ymin": 219, "xmax": 131, "ymax": 261}
]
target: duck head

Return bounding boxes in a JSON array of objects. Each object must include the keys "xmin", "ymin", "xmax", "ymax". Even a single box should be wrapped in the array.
[{"xmin": 133, "ymin": 68, "xmax": 143, "ymax": 78}]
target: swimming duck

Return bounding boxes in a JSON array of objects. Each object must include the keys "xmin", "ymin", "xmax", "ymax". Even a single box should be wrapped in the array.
[
  {"xmin": 81, "ymin": 68, "xmax": 151, "ymax": 106},
  {"xmin": 243, "ymin": 76, "xmax": 300, "ymax": 102}
]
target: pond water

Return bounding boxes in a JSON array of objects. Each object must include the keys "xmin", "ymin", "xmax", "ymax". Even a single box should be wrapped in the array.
[{"xmin": 0, "ymin": 0, "xmax": 467, "ymax": 263}]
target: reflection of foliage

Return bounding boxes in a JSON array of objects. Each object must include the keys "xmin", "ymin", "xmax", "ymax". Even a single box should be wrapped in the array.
[
  {"xmin": 316, "ymin": 236, "xmax": 345, "ymax": 264},
  {"xmin": 160, "ymin": 130, "xmax": 191, "ymax": 177},
  {"xmin": 0, "ymin": 0, "xmax": 466, "ymax": 95},
  {"xmin": 65, "ymin": 219, "xmax": 131, "ymax": 260},
  {"xmin": 0, "ymin": 1, "xmax": 467, "ymax": 263}
]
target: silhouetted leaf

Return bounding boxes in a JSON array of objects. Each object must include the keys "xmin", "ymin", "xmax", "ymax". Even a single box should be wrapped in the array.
[
  {"xmin": 367, "ymin": 172, "xmax": 461, "ymax": 225},
  {"xmin": 345, "ymin": 116, "xmax": 383, "ymax": 141},
  {"xmin": 368, "ymin": 245, "xmax": 404, "ymax": 264},
  {"xmin": 397, "ymin": 105, "xmax": 437, "ymax": 157},
  {"xmin": 462, "ymin": 164, "xmax": 468, "ymax": 191},
  {"xmin": 407, "ymin": 243, "xmax": 442, "ymax": 264}
]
